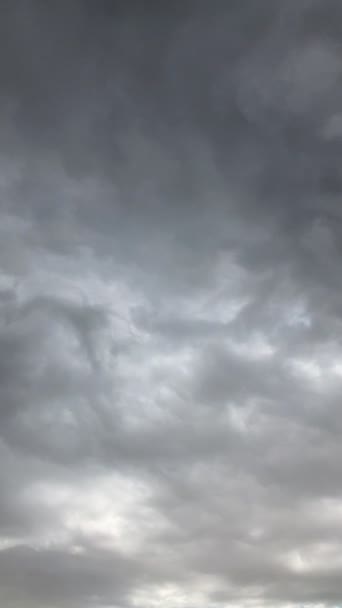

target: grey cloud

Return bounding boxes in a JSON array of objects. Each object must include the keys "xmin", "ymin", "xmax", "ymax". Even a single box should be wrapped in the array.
[
  {"xmin": 1, "ymin": 1, "xmax": 342, "ymax": 608},
  {"xmin": 0, "ymin": 544, "xmax": 144, "ymax": 608}
]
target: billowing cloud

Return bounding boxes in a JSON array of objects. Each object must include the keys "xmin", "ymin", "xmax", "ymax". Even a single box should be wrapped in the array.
[{"xmin": 1, "ymin": 2, "xmax": 342, "ymax": 607}]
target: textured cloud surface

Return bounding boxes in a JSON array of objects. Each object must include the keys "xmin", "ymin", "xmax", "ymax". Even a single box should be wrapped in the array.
[{"xmin": 1, "ymin": 2, "xmax": 342, "ymax": 607}]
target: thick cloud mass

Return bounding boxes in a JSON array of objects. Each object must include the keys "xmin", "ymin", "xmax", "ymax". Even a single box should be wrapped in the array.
[{"xmin": 1, "ymin": 1, "xmax": 342, "ymax": 607}]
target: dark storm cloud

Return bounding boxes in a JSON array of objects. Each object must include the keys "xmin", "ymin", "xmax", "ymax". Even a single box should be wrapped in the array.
[{"xmin": 1, "ymin": 1, "xmax": 342, "ymax": 608}]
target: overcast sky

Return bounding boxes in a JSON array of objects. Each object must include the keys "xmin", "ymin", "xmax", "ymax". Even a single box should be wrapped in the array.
[{"xmin": 1, "ymin": 2, "xmax": 342, "ymax": 607}]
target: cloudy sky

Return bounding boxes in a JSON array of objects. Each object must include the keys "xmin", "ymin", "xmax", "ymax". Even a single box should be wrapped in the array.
[{"xmin": 1, "ymin": 1, "xmax": 342, "ymax": 607}]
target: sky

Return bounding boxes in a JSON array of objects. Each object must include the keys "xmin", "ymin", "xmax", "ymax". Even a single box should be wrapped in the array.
[{"xmin": 1, "ymin": 1, "xmax": 342, "ymax": 607}]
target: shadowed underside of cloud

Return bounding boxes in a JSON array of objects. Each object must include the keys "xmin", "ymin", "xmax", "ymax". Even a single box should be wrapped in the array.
[{"xmin": 1, "ymin": 1, "xmax": 342, "ymax": 607}]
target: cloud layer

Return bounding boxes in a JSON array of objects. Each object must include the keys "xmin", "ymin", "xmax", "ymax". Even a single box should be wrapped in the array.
[{"xmin": 1, "ymin": 2, "xmax": 342, "ymax": 607}]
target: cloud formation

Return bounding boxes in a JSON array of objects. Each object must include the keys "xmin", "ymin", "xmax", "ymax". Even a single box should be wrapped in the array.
[{"xmin": 1, "ymin": 1, "xmax": 342, "ymax": 607}]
